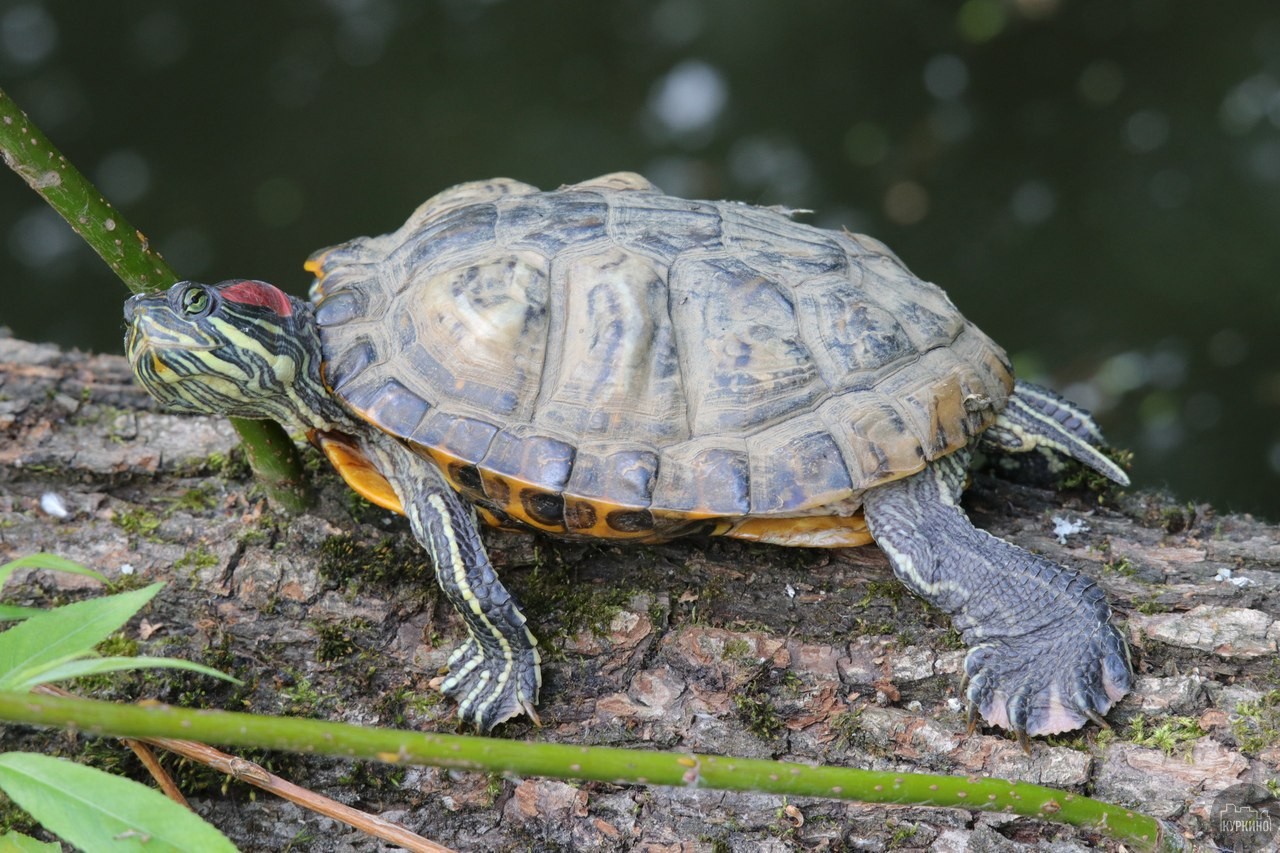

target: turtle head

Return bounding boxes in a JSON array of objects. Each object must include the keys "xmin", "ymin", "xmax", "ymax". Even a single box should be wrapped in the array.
[{"xmin": 124, "ymin": 280, "xmax": 330, "ymax": 427}]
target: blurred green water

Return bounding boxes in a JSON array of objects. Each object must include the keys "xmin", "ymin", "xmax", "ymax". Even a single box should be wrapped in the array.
[{"xmin": 1, "ymin": 0, "xmax": 1277, "ymax": 520}]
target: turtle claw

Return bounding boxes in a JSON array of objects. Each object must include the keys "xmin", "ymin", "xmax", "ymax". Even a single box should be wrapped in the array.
[
  {"xmin": 433, "ymin": 638, "xmax": 542, "ymax": 730},
  {"xmin": 963, "ymin": 620, "xmax": 1131, "ymax": 740}
]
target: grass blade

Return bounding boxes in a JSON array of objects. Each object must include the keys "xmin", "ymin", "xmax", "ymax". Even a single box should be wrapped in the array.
[
  {"xmin": 0, "ymin": 555, "xmax": 106, "ymax": 591},
  {"xmin": 26, "ymin": 656, "xmax": 239, "ymax": 691},
  {"xmin": 0, "ymin": 584, "xmax": 162, "ymax": 688},
  {"xmin": 0, "ymin": 830, "xmax": 61, "ymax": 851}
]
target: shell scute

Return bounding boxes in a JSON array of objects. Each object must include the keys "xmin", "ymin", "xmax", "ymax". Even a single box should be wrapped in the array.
[
  {"xmin": 354, "ymin": 379, "xmax": 430, "ymax": 442},
  {"xmin": 652, "ymin": 440, "xmax": 750, "ymax": 515},
  {"xmin": 534, "ymin": 247, "xmax": 686, "ymax": 441},
  {"xmin": 400, "ymin": 203, "xmax": 502, "ymax": 288},
  {"xmin": 410, "ymin": 409, "xmax": 499, "ymax": 466},
  {"xmin": 478, "ymin": 426, "xmax": 576, "ymax": 530},
  {"xmin": 609, "ymin": 197, "xmax": 724, "ymax": 260},
  {"xmin": 746, "ymin": 417, "xmax": 855, "ymax": 514},
  {"xmin": 563, "ymin": 444, "xmax": 658, "ymax": 507},
  {"xmin": 668, "ymin": 254, "xmax": 823, "ymax": 434},
  {"xmin": 407, "ymin": 252, "xmax": 550, "ymax": 418},
  {"xmin": 796, "ymin": 277, "xmax": 915, "ymax": 384},
  {"xmin": 496, "ymin": 193, "xmax": 609, "ymax": 256}
]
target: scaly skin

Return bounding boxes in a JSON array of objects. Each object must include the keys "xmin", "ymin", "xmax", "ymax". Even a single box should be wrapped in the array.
[
  {"xmin": 864, "ymin": 389, "xmax": 1133, "ymax": 748},
  {"xmin": 360, "ymin": 439, "xmax": 542, "ymax": 729}
]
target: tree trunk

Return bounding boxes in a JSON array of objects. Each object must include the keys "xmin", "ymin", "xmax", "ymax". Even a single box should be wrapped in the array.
[{"xmin": 1, "ymin": 331, "xmax": 1276, "ymax": 851}]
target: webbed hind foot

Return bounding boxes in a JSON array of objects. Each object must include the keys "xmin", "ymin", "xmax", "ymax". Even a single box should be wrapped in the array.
[{"xmin": 862, "ymin": 451, "xmax": 1133, "ymax": 745}]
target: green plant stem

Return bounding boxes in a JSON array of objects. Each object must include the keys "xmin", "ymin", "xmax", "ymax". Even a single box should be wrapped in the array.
[
  {"xmin": 0, "ymin": 692, "xmax": 1181, "ymax": 852},
  {"xmin": 0, "ymin": 87, "xmax": 309, "ymax": 512}
]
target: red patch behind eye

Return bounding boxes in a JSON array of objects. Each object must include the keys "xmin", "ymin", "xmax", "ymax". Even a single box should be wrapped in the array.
[{"xmin": 219, "ymin": 280, "xmax": 293, "ymax": 316}]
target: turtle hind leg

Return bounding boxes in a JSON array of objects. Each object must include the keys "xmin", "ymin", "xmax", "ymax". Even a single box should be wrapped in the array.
[
  {"xmin": 862, "ymin": 451, "xmax": 1132, "ymax": 743},
  {"xmin": 983, "ymin": 380, "xmax": 1130, "ymax": 486}
]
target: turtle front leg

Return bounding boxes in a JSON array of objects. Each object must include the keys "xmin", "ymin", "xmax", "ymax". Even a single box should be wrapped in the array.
[
  {"xmin": 861, "ymin": 451, "xmax": 1131, "ymax": 747},
  {"xmin": 370, "ymin": 443, "xmax": 541, "ymax": 729}
]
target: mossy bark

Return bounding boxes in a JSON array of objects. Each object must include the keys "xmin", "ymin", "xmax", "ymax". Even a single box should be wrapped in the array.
[{"xmin": 1, "ymin": 333, "xmax": 1276, "ymax": 851}]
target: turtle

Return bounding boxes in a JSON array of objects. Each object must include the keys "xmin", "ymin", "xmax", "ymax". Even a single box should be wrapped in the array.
[{"xmin": 123, "ymin": 171, "xmax": 1132, "ymax": 745}]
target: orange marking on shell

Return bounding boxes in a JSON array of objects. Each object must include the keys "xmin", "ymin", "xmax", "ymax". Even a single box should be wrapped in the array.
[
  {"xmin": 313, "ymin": 431, "xmax": 404, "ymax": 515},
  {"xmin": 304, "ymin": 253, "xmax": 328, "ymax": 281}
]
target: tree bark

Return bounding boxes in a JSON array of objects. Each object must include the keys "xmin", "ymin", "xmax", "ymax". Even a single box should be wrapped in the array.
[{"xmin": 1, "ymin": 331, "xmax": 1276, "ymax": 851}]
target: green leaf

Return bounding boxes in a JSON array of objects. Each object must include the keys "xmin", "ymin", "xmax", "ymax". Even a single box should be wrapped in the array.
[
  {"xmin": 0, "ymin": 555, "xmax": 106, "ymax": 592},
  {"xmin": 23, "ymin": 656, "xmax": 239, "ymax": 691},
  {"xmin": 0, "ymin": 605, "xmax": 44, "ymax": 623},
  {"xmin": 0, "ymin": 584, "xmax": 163, "ymax": 688},
  {"xmin": 0, "ymin": 752, "xmax": 236, "ymax": 852},
  {"xmin": 0, "ymin": 829, "xmax": 62, "ymax": 851}
]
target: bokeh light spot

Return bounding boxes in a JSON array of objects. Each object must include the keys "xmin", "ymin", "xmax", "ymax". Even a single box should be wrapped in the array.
[
  {"xmin": 923, "ymin": 54, "xmax": 969, "ymax": 100},
  {"xmin": 884, "ymin": 181, "xmax": 929, "ymax": 225},
  {"xmin": 843, "ymin": 122, "xmax": 889, "ymax": 167},
  {"xmin": 957, "ymin": 0, "xmax": 1007, "ymax": 43},
  {"xmin": 1010, "ymin": 180, "xmax": 1055, "ymax": 225},
  {"xmin": 1, "ymin": 3, "xmax": 57, "ymax": 66},
  {"xmin": 1076, "ymin": 59, "xmax": 1125, "ymax": 106},
  {"xmin": 94, "ymin": 150, "xmax": 152, "ymax": 206},
  {"xmin": 648, "ymin": 59, "xmax": 728, "ymax": 137},
  {"xmin": 1125, "ymin": 109, "xmax": 1169, "ymax": 153}
]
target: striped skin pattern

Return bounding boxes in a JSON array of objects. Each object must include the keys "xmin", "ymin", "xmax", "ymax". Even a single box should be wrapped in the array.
[
  {"xmin": 983, "ymin": 380, "xmax": 1131, "ymax": 487},
  {"xmin": 358, "ymin": 439, "xmax": 541, "ymax": 728},
  {"xmin": 124, "ymin": 281, "xmax": 344, "ymax": 430},
  {"xmin": 125, "ymin": 280, "xmax": 542, "ymax": 729},
  {"xmin": 123, "ymin": 174, "xmax": 1134, "ymax": 741}
]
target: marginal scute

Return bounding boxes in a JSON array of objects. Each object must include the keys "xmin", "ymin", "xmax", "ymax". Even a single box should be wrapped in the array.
[
  {"xmin": 564, "ymin": 499, "xmax": 597, "ymax": 531},
  {"xmin": 323, "ymin": 337, "xmax": 376, "ymax": 394},
  {"xmin": 652, "ymin": 440, "xmax": 750, "ymax": 515},
  {"xmin": 482, "ymin": 428, "xmax": 575, "ymax": 488},
  {"xmin": 447, "ymin": 461, "xmax": 484, "ymax": 495},
  {"xmin": 607, "ymin": 508, "xmax": 656, "ymax": 532},
  {"xmin": 746, "ymin": 417, "xmax": 854, "ymax": 513},
  {"xmin": 313, "ymin": 288, "xmax": 365, "ymax": 328},
  {"xmin": 816, "ymin": 391, "xmax": 922, "ymax": 490},
  {"xmin": 310, "ymin": 173, "xmax": 1016, "ymax": 536},
  {"xmin": 521, "ymin": 489, "xmax": 566, "ymax": 527},
  {"xmin": 410, "ymin": 409, "xmax": 499, "ymax": 465},
  {"xmin": 479, "ymin": 427, "xmax": 575, "ymax": 530},
  {"xmin": 356, "ymin": 379, "xmax": 430, "ymax": 442},
  {"xmin": 564, "ymin": 445, "xmax": 658, "ymax": 507}
]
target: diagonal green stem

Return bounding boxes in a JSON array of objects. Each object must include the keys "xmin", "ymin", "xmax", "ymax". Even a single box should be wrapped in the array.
[
  {"xmin": 0, "ymin": 87, "xmax": 309, "ymax": 512},
  {"xmin": 0, "ymin": 691, "xmax": 1182, "ymax": 851}
]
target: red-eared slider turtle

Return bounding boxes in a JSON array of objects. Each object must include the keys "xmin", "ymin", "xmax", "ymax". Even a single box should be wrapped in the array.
[{"xmin": 124, "ymin": 172, "xmax": 1132, "ymax": 744}]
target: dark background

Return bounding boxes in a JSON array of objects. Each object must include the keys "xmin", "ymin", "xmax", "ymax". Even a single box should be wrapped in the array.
[{"xmin": 1, "ymin": 0, "xmax": 1277, "ymax": 520}]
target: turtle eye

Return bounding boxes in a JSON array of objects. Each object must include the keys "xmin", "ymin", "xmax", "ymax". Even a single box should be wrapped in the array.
[{"xmin": 180, "ymin": 285, "xmax": 211, "ymax": 317}]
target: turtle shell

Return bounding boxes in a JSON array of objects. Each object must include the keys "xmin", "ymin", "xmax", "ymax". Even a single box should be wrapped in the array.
[{"xmin": 307, "ymin": 172, "xmax": 1013, "ymax": 540}]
